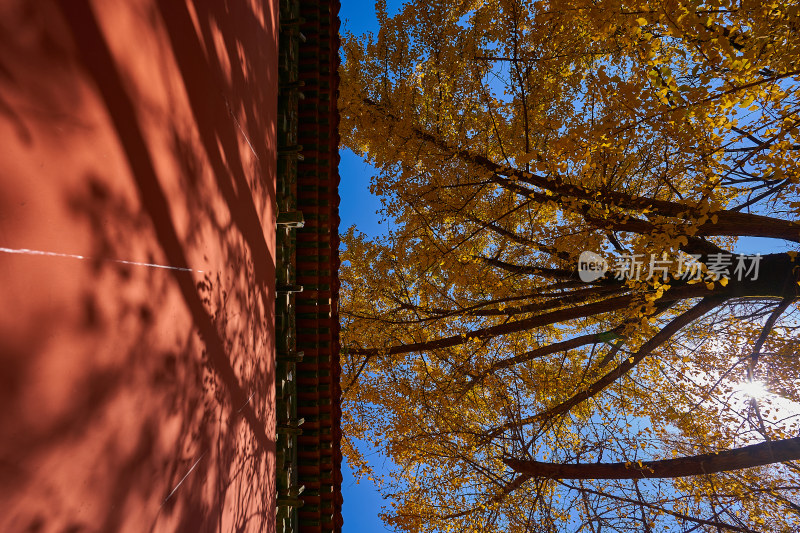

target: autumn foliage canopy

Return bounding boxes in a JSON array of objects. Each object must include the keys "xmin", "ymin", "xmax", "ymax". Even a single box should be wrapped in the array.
[{"xmin": 339, "ymin": 0, "xmax": 800, "ymax": 531}]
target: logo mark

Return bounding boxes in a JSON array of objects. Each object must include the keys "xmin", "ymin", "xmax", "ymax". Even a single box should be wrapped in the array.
[{"xmin": 578, "ymin": 251, "xmax": 608, "ymax": 282}]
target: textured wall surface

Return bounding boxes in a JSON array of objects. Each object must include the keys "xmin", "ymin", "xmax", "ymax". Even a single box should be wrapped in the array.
[{"xmin": 0, "ymin": 1, "xmax": 278, "ymax": 531}]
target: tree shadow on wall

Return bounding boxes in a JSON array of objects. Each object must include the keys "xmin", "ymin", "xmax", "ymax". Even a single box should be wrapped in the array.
[{"xmin": 0, "ymin": 0, "xmax": 279, "ymax": 531}]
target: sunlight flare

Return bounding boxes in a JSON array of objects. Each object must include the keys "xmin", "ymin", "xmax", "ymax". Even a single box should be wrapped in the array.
[{"xmin": 735, "ymin": 380, "xmax": 769, "ymax": 399}]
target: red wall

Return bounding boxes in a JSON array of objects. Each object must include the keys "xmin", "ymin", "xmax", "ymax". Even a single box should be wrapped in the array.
[{"xmin": 0, "ymin": 1, "xmax": 278, "ymax": 531}]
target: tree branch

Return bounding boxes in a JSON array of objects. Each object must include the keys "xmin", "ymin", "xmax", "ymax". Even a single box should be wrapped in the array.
[{"xmin": 504, "ymin": 437, "xmax": 800, "ymax": 479}]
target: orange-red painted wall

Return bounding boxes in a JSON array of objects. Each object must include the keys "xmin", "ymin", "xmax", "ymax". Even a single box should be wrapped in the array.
[{"xmin": 0, "ymin": 1, "xmax": 278, "ymax": 531}]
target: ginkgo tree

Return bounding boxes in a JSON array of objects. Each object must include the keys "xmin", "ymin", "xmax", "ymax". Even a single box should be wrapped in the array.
[{"xmin": 339, "ymin": 0, "xmax": 800, "ymax": 531}]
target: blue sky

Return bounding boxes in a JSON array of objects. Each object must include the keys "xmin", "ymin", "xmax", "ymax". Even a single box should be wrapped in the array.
[
  {"xmin": 339, "ymin": 148, "xmax": 386, "ymax": 238},
  {"xmin": 338, "ymin": 117, "xmax": 393, "ymax": 532},
  {"xmin": 338, "ymin": 2, "xmax": 400, "ymax": 531}
]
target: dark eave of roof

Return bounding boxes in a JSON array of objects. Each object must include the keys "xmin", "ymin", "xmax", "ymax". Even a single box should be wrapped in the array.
[{"xmin": 276, "ymin": 0, "xmax": 342, "ymax": 531}]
